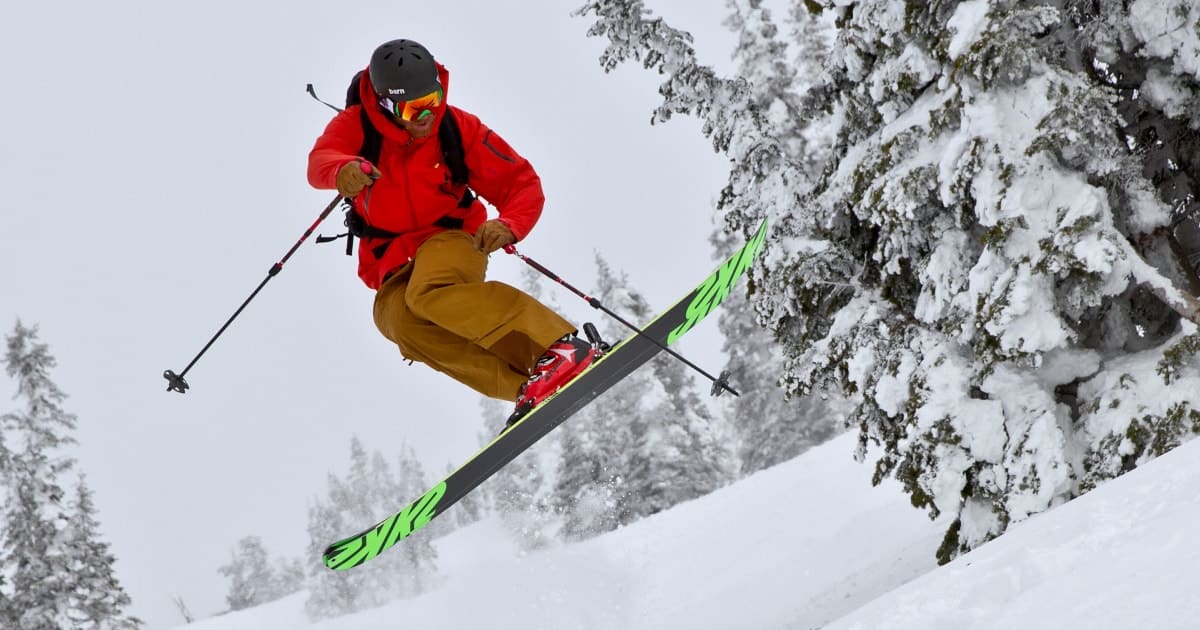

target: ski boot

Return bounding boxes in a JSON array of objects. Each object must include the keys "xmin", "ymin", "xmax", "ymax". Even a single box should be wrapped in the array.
[{"xmin": 504, "ymin": 323, "xmax": 608, "ymax": 430}]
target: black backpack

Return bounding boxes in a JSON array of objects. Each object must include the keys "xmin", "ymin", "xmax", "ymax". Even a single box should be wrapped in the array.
[{"xmin": 319, "ymin": 71, "xmax": 475, "ymax": 256}]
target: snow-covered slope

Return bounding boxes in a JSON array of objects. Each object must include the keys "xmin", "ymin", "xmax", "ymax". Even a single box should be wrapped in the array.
[
  {"xmin": 183, "ymin": 432, "xmax": 943, "ymax": 630},
  {"xmin": 179, "ymin": 431, "xmax": 1200, "ymax": 630},
  {"xmin": 828, "ymin": 436, "xmax": 1200, "ymax": 630}
]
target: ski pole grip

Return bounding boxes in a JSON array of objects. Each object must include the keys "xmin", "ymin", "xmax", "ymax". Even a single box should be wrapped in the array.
[{"xmin": 359, "ymin": 160, "xmax": 380, "ymax": 180}]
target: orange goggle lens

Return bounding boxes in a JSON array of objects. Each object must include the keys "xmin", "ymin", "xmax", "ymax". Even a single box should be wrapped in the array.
[{"xmin": 379, "ymin": 88, "xmax": 443, "ymax": 122}]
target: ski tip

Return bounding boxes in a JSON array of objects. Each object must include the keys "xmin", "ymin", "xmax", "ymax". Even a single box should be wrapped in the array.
[{"xmin": 321, "ymin": 538, "xmax": 362, "ymax": 571}]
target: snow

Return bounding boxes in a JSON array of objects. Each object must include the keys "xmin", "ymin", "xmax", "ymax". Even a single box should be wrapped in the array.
[
  {"xmin": 1128, "ymin": 0, "xmax": 1200, "ymax": 81},
  {"xmin": 873, "ymin": 350, "xmax": 916, "ymax": 417},
  {"xmin": 946, "ymin": 0, "xmax": 990, "ymax": 60},
  {"xmin": 176, "ymin": 428, "xmax": 1200, "ymax": 630},
  {"xmin": 179, "ymin": 432, "xmax": 944, "ymax": 630},
  {"xmin": 1139, "ymin": 67, "xmax": 1195, "ymax": 123},
  {"xmin": 829, "ymin": 436, "xmax": 1200, "ymax": 630},
  {"xmin": 1078, "ymin": 320, "xmax": 1200, "ymax": 475}
]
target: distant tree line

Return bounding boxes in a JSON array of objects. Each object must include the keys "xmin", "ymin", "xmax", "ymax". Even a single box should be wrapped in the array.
[{"xmin": 1, "ymin": 321, "xmax": 142, "ymax": 629}]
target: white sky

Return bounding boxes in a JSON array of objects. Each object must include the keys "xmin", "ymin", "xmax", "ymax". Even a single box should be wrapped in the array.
[{"xmin": 0, "ymin": 1, "xmax": 750, "ymax": 628}]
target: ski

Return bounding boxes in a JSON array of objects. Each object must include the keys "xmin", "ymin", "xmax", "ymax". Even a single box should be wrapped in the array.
[{"xmin": 322, "ymin": 219, "xmax": 769, "ymax": 570}]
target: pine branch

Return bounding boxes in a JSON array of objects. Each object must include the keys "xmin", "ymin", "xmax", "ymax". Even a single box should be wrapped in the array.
[{"xmin": 1123, "ymin": 236, "xmax": 1200, "ymax": 325}]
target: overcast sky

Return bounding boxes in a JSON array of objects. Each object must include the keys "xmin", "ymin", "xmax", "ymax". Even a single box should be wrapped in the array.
[{"xmin": 0, "ymin": 1, "xmax": 746, "ymax": 628}]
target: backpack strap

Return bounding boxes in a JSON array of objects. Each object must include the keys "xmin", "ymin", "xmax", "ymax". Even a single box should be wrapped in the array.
[
  {"xmin": 358, "ymin": 108, "xmax": 383, "ymax": 167},
  {"xmin": 438, "ymin": 109, "xmax": 469, "ymax": 186}
]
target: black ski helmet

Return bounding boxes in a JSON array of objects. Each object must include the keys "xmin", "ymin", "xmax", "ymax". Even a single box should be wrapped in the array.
[{"xmin": 368, "ymin": 39, "xmax": 441, "ymax": 100}]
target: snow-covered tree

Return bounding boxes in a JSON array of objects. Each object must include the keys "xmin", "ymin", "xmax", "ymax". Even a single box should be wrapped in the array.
[
  {"xmin": 554, "ymin": 256, "xmax": 736, "ymax": 538},
  {"xmin": 462, "ymin": 272, "xmax": 581, "ymax": 549},
  {"xmin": 308, "ymin": 496, "xmax": 354, "ymax": 619},
  {"xmin": 64, "ymin": 476, "xmax": 141, "ymax": 629},
  {"xmin": 1, "ymin": 323, "xmax": 140, "ymax": 629},
  {"xmin": 304, "ymin": 495, "xmax": 355, "ymax": 620},
  {"xmin": 715, "ymin": 0, "xmax": 845, "ymax": 475},
  {"xmin": 2, "ymin": 321, "xmax": 80, "ymax": 629},
  {"xmin": 271, "ymin": 557, "xmax": 305, "ymax": 599},
  {"xmin": 713, "ymin": 223, "xmax": 844, "ymax": 474},
  {"xmin": 625, "ymin": 348, "xmax": 737, "ymax": 517},
  {"xmin": 216, "ymin": 536, "xmax": 302, "ymax": 612},
  {"xmin": 426, "ymin": 400, "xmax": 499, "ymax": 537},
  {"xmin": 554, "ymin": 410, "xmax": 638, "ymax": 541},
  {"xmin": 390, "ymin": 445, "xmax": 438, "ymax": 594},
  {"xmin": 723, "ymin": 0, "xmax": 827, "ymax": 171},
  {"xmin": 482, "ymin": 396, "xmax": 559, "ymax": 550},
  {"xmin": 552, "ymin": 257, "xmax": 651, "ymax": 540},
  {"xmin": 217, "ymin": 537, "xmax": 278, "ymax": 611},
  {"xmin": 447, "ymin": 457, "xmax": 487, "ymax": 529},
  {"xmin": 493, "ymin": 445, "xmax": 557, "ymax": 549},
  {"xmin": 304, "ymin": 438, "xmax": 438, "ymax": 620},
  {"xmin": 422, "ymin": 453, "xmax": 487, "ymax": 537},
  {"xmin": 575, "ymin": 0, "xmax": 1200, "ymax": 564}
]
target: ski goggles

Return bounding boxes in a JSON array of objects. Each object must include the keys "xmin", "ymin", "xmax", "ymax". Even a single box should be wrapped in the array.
[{"xmin": 378, "ymin": 88, "xmax": 443, "ymax": 122}]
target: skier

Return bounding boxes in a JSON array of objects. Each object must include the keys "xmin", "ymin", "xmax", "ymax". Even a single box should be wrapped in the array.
[{"xmin": 307, "ymin": 39, "xmax": 600, "ymax": 423}]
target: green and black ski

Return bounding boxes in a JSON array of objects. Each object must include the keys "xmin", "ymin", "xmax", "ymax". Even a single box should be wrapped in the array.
[{"xmin": 322, "ymin": 219, "xmax": 768, "ymax": 571}]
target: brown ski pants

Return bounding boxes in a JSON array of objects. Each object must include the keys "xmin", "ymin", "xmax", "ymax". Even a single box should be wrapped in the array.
[{"xmin": 372, "ymin": 230, "xmax": 575, "ymax": 401}]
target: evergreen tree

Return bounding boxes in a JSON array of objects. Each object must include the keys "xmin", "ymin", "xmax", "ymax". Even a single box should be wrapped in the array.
[
  {"xmin": 719, "ymin": 0, "xmax": 844, "ymax": 474},
  {"xmin": 1, "ymin": 323, "xmax": 140, "ymax": 628},
  {"xmin": 724, "ymin": 0, "xmax": 795, "ymax": 110},
  {"xmin": 554, "ymin": 399, "xmax": 638, "ymax": 541},
  {"xmin": 216, "ymin": 537, "xmax": 277, "ymax": 611},
  {"xmin": 64, "ymin": 475, "xmax": 141, "ymax": 629},
  {"xmin": 723, "ymin": 0, "xmax": 826, "ymax": 172},
  {"xmin": 304, "ymin": 493, "xmax": 356, "ymax": 620},
  {"xmin": 575, "ymin": 0, "xmax": 1200, "ymax": 564},
  {"xmin": 270, "ymin": 556, "xmax": 305, "ymax": 600},
  {"xmin": 422, "ymin": 400, "xmax": 515, "ymax": 544},
  {"xmin": 486, "ymin": 394, "xmax": 559, "ymax": 550},
  {"xmin": 552, "ymin": 257, "xmax": 647, "ymax": 540},
  {"xmin": 448, "ymin": 458, "xmax": 487, "ymax": 529},
  {"xmin": 0, "ymin": 367, "xmax": 13, "ymax": 625},
  {"xmin": 554, "ymin": 256, "xmax": 736, "ymax": 537},
  {"xmin": 2, "ymin": 321, "xmax": 80, "ymax": 629},
  {"xmin": 625, "ymin": 349, "xmax": 737, "ymax": 517},
  {"xmin": 215, "ymin": 536, "xmax": 301, "ymax": 612},
  {"xmin": 470, "ymin": 272, "xmax": 576, "ymax": 548},
  {"xmin": 391, "ymin": 445, "xmax": 439, "ymax": 594},
  {"xmin": 304, "ymin": 438, "xmax": 439, "ymax": 621},
  {"xmin": 432, "ymin": 398, "xmax": 498, "ymax": 535},
  {"xmin": 712, "ymin": 227, "xmax": 843, "ymax": 475},
  {"xmin": 617, "ymin": 262, "xmax": 736, "ymax": 518},
  {"xmin": 419, "ymin": 461, "xmax": 459, "ymax": 543}
]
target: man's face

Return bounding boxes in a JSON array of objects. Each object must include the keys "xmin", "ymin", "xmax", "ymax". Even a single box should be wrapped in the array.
[
  {"xmin": 397, "ymin": 114, "xmax": 436, "ymax": 139},
  {"xmin": 379, "ymin": 87, "xmax": 442, "ymax": 139}
]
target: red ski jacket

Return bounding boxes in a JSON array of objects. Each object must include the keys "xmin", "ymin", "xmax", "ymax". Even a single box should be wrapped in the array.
[{"xmin": 308, "ymin": 63, "xmax": 545, "ymax": 290}]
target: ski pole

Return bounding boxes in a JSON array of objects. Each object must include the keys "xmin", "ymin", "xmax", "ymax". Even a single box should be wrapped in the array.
[
  {"xmin": 163, "ymin": 193, "xmax": 344, "ymax": 393},
  {"xmin": 503, "ymin": 244, "xmax": 738, "ymax": 397}
]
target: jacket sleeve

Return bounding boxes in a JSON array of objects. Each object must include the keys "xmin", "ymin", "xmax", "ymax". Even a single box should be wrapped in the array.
[
  {"xmin": 456, "ymin": 108, "xmax": 545, "ymax": 241},
  {"xmin": 308, "ymin": 106, "xmax": 365, "ymax": 189}
]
